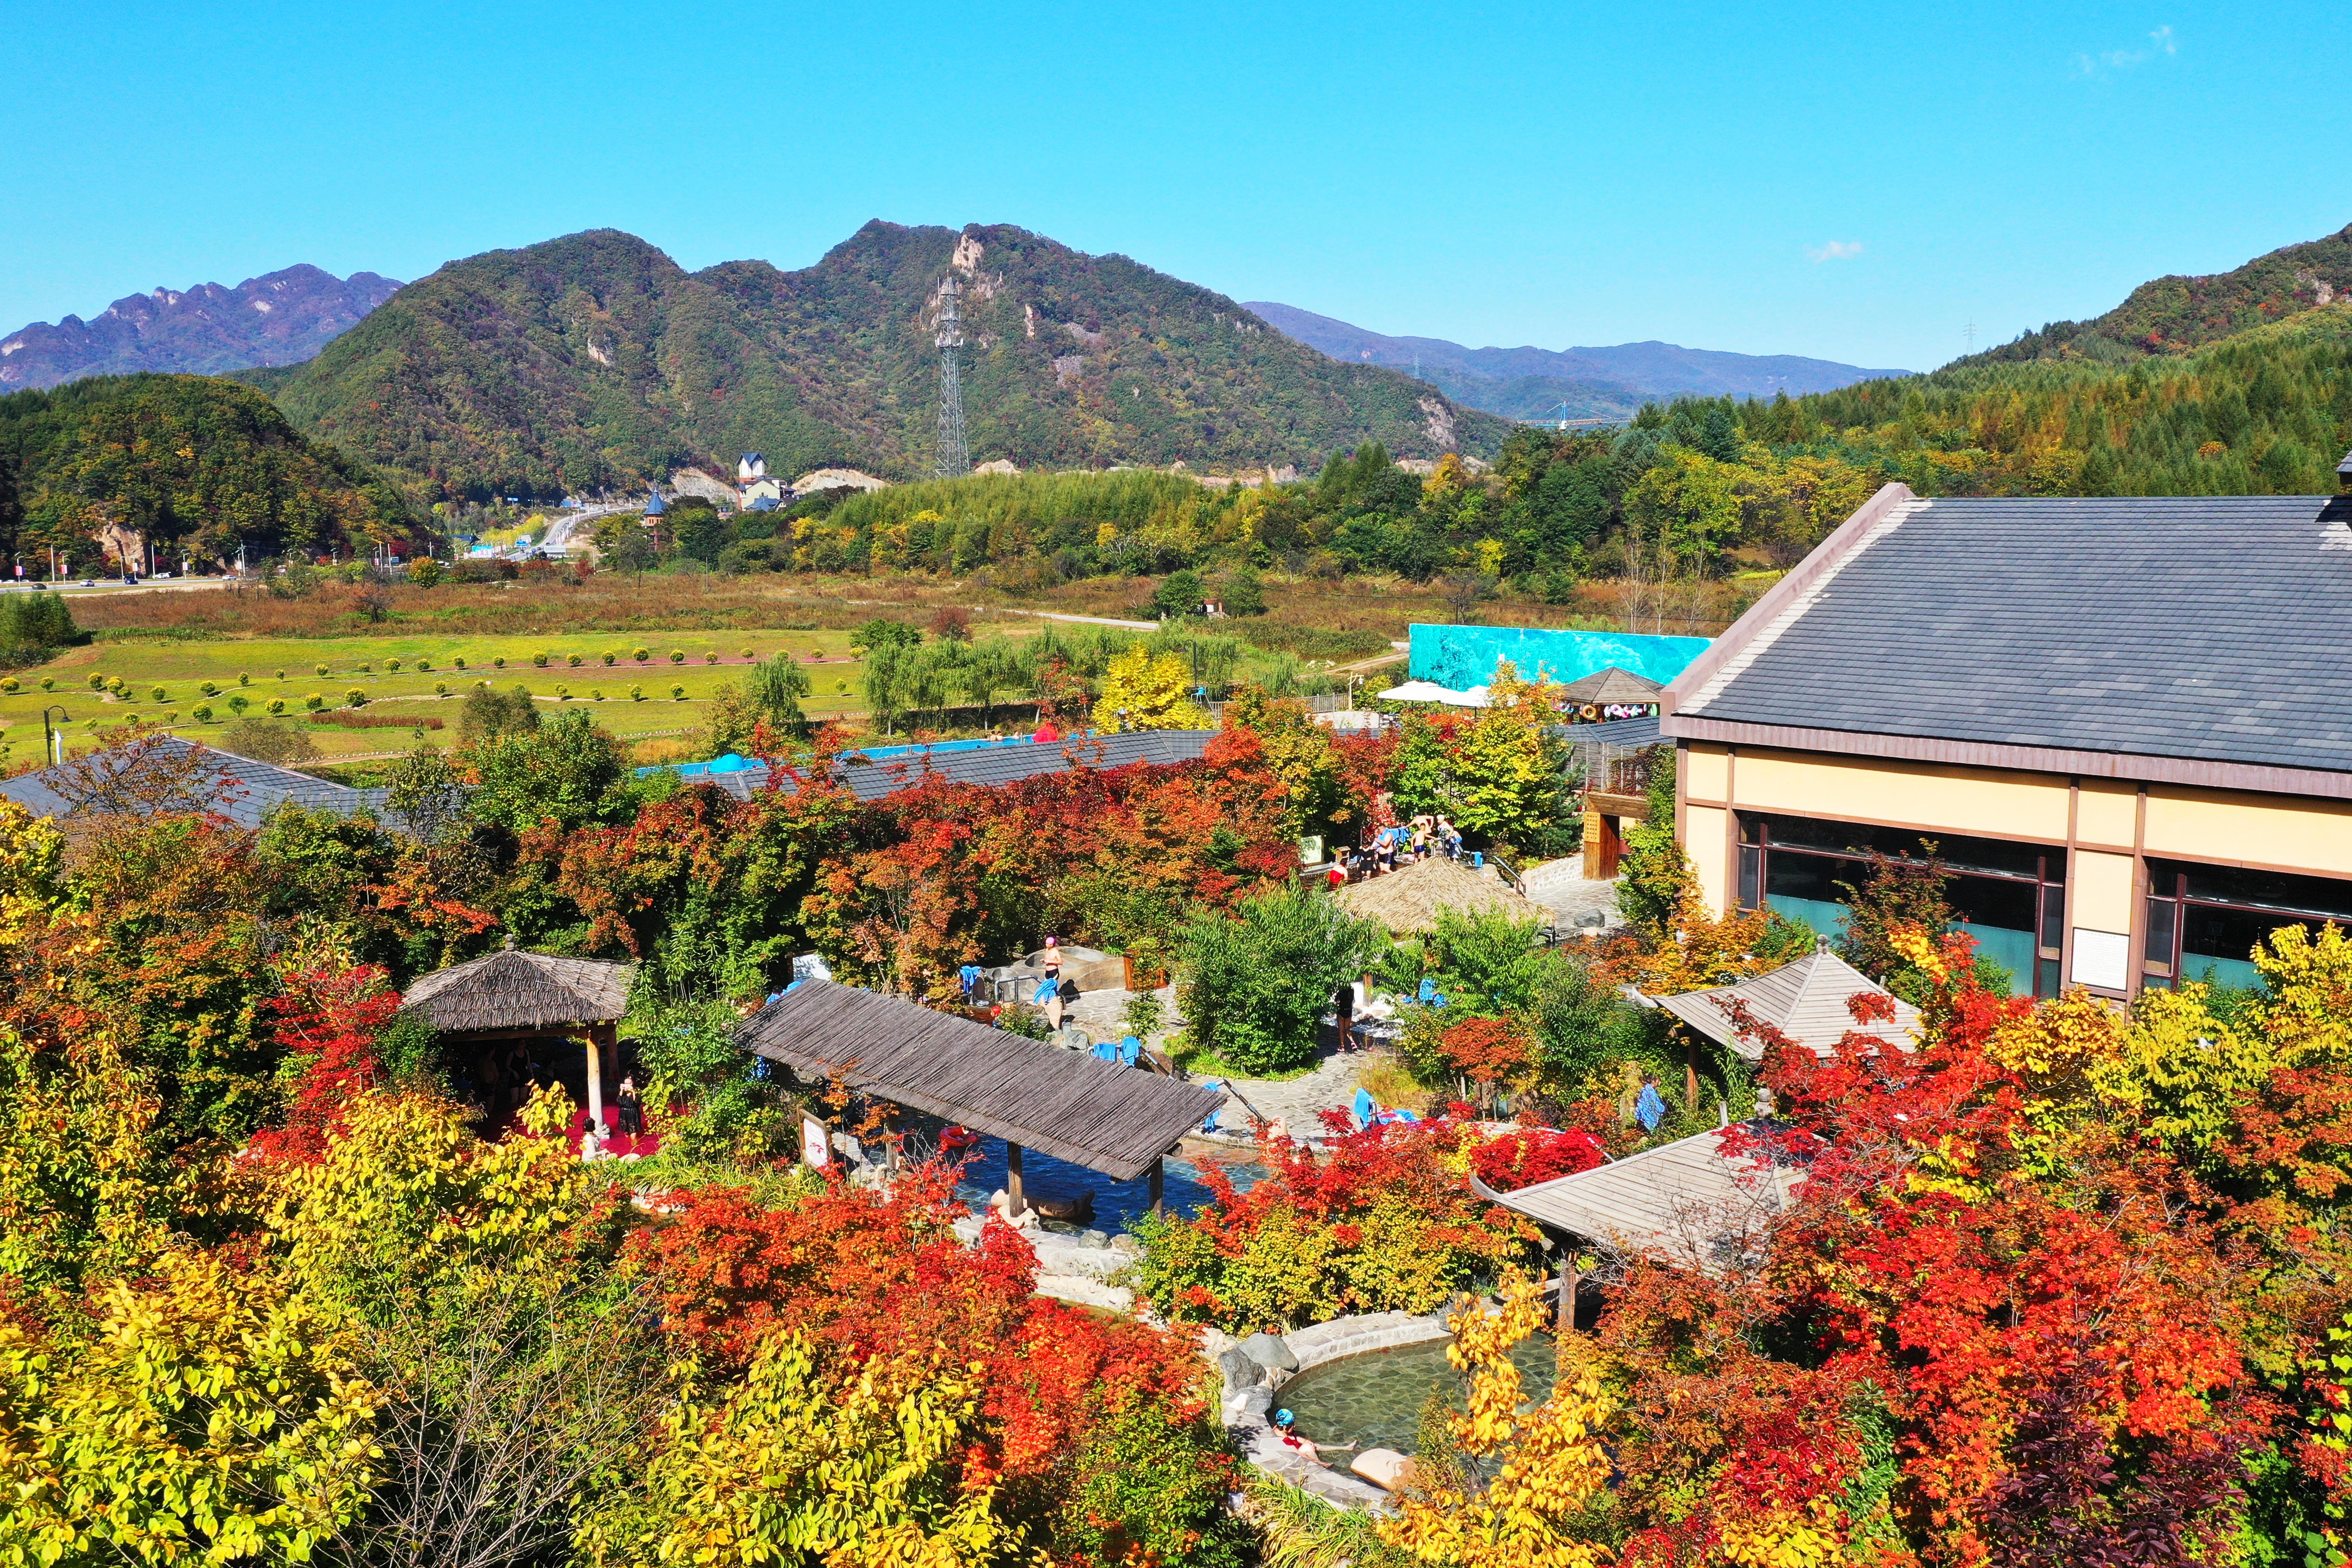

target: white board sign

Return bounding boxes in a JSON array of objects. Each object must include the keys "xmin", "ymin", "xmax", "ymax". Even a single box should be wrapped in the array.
[{"xmin": 2070, "ymin": 929, "xmax": 2131, "ymax": 992}]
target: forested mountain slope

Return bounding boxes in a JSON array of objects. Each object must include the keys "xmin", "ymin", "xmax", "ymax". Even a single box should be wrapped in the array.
[
  {"xmin": 265, "ymin": 225, "xmax": 1508, "ymax": 502},
  {"xmin": 0, "ymin": 374, "xmax": 416, "ymax": 574},
  {"xmin": 1959, "ymin": 222, "xmax": 2352, "ymax": 367}
]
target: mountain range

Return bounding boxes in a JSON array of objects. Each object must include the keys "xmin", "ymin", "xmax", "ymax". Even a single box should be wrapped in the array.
[
  {"xmin": 248, "ymin": 224, "xmax": 1506, "ymax": 500},
  {"xmin": 1245, "ymin": 302, "xmax": 1912, "ymax": 422},
  {"xmin": 0, "ymin": 265, "xmax": 402, "ymax": 391}
]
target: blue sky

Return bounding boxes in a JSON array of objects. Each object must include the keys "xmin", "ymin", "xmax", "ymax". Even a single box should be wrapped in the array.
[{"xmin": 4, "ymin": 0, "xmax": 2344, "ymax": 371}]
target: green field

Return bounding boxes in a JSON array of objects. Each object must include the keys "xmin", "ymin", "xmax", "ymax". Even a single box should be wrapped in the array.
[{"xmin": 0, "ymin": 626, "xmax": 910, "ymax": 764}]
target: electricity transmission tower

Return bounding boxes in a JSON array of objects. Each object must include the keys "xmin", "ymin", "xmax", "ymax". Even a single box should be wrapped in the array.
[{"xmin": 934, "ymin": 276, "xmax": 969, "ymax": 478}]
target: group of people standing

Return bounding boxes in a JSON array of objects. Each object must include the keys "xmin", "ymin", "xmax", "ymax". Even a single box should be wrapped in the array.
[{"xmin": 1326, "ymin": 813, "xmax": 1465, "ymax": 886}]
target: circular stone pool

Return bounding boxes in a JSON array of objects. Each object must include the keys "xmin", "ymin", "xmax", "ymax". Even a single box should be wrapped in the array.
[{"xmin": 1277, "ymin": 1334, "xmax": 1560, "ymax": 1456}]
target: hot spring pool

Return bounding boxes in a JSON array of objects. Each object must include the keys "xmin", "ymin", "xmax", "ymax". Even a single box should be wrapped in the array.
[{"xmin": 1277, "ymin": 1334, "xmax": 1560, "ymax": 1456}]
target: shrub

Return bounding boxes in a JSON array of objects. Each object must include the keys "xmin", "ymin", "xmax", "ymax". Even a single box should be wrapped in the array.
[
  {"xmin": 453, "ymin": 657, "xmax": 467, "ymax": 670},
  {"xmin": 556, "ymin": 685, "xmax": 572, "ymax": 700},
  {"xmin": 592, "ymin": 690, "xmax": 605, "ymax": 701},
  {"xmin": 630, "ymin": 686, "xmax": 644, "ymax": 701},
  {"xmin": 87, "ymin": 674, "xmax": 104, "ymax": 689},
  {"xmin": 704, "ymin": 652, "xmax": 718, "ymax": 665},
  {"xmin": 148, "ymin": 686, "xmax": 165, "ymax": 702},
  {"xmin": 739, "ymin": 647, "xmax": 754, "ymax": 660},
  {"xmin": 198, "ymin": 680, "xmax": 220, "ymax": 697},
  {"xmin": 267, "ymin": 697, "xmax": 287, "ymax": 715},
  {"xmin": 532, "ymin": 652, "xmax": 549, "ymax": 668},
  {"xmin": 224, "ymin": 716, "xmax": 319, "ymax": 763},
  {"xmin": 670, "ymin": 684, "xmax": 685, "ymax": 699},
  {"xmin": 0, "ymin": 677, "xmax": 14, "ymax": 694},
  {"xmin": 385, "ymin": 659, "xmax": 403, "ymax": 672},
  {"xmin": 305, "ymin": 693, "xmax": 325, "ymax": 712},
  {"xmin": 434, "ymin": 681, "xmax": 449, "ymax": 697},
  {"xmin": 601, "ymin": 652, "xmax": 616, "ymax": 665},
  {"xmin": 274, "ymin": 668, "xmax": 285, "ymax": 679},
  {"xmin": 314, "ymin": 662, "xmax": 329, "ymax": 676},
  {"xmin": 493, "ymin": 656, "xmax": 506, "ymax": 669},
  {"xmin": 566, "ymin": 652, "xmax": 582, "ymax": 668},
  {"xmin": 632, "ymin": 647, "xmax": 649, "ymax": 662},
  {"xmin": 190, "ymin": 704, "xmax": 213, "ymax": 722},
  {"xmin": 237, "ymin": 672, "xmax": 251, "ymax": 686},
  {"xmin": 39, "ymin": 677, "xmax": 54, "ymax": 691},
  {"xmin": 669, "ymin": 651, "xmax": 685, "ymax": 665},
  {"xmin": 343, "ymin": 688, "xmax": 366, "ymax": 707},
  {"xmin": 415, "ymin": 657, "xmax": 432, "ymax": 671},
  {"xmin": 227, "ymin": 695, "xmax": 249, "ymax": 717},
  {"xmin": 406, "ymin": 557, "xmax": 444, "ymax": 588}
]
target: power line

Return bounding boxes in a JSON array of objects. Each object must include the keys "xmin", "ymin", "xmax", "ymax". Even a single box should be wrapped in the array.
[{"xmin": 935, "ymin": 275, "xmax": 969, "ymax": 478}]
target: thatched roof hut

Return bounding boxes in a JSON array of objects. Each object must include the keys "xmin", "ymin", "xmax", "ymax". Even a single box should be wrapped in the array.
[
  {"xmin": 401, "ymin": 944, "xmax": 636, "ymax": 1035},
  {"xmin": 1332, "ymin": 855, "xmax": 1552, "ymax": 936},
  {"xmin": 1649, "ymin": 940, "xmax": 1920, "ymax": 1061},
  {"xmin": 735, "ymin": 979, "xmax": 1220, "ymax": 1183}
]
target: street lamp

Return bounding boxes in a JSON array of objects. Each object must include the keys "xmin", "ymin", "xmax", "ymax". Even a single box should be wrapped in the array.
[{"xmin": 39, "ymin": 705, "xmax": 72, "ymax": 768}]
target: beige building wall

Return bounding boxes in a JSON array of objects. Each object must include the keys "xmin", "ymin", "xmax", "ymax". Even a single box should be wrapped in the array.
[{"xmin": 1675, "ymin": 740, "xmax": 2352, "ymax": 997}]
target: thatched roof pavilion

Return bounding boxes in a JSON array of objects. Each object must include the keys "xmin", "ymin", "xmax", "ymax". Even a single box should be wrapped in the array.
[
  {"xmin": 1649, "ymin": 940, "xmax": 1920, "ymax": 1062},
  {"xmin": 735, "ymin": 979, "xmax": 1222, "ymax": 1208},
  {"xmin": 1331, "ymin": 855, "xmax": 1552, "ymax": 936},
  {"xmin": 401, "ymin": 943, "xmax": 636, "ymax": 1132}
]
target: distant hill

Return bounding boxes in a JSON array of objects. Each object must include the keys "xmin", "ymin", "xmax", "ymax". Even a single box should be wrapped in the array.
[
  {"xmin": 1958, "ymin": 222, "xmax": 2352, "ymax": 367},
  {"xmin": 265, "ymin": 225, "xmax": 1508, "ymax": 501},
  {"xmin": 0, "ymin": 373, "xmax": 416, "ymax": 575},
  {"xmin": 1245, "ymin": 301, "xmax": 1911, "ymax": 422},
  {"xmin": 0, "ymin": 266, "xmax": 402, "ymax": 392}
]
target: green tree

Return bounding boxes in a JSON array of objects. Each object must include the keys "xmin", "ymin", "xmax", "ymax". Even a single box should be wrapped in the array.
[
  {"xmin": 458, "ymin": 683, "xmax": 541, "ymax": 746},
  {"xmin": 1150, "ymin": 568, "xmax": 1206, "ymax": 620},
  {"xmin": 1178, "ymin": 886, "xmax": 1386, "ymax": 1075},
  {"xmin": 1222, "ymin": 563, "xmax": 1267, "ymax": 616},
  {"xmin": 467, "ymin": 710, "xmax": 625, "ymax": 836}
]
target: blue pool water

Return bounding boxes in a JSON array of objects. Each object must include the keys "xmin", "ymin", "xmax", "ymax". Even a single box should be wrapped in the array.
[
  {"xmin": 638, "ymin": 733, "xmax": 1065, "ymax": 779},
  {"xmin": 950, "ymin": 1136, "xmax": 1265, "ymax": 1233}
]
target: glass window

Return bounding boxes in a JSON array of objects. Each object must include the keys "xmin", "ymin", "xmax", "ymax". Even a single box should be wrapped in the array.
[
  {"xmin": 2143, "ymin": 896, "xmax": 2177, "ymax": 971},
  {"xmin": 2162, "ymin": 860, "xmax": 2352, "ymax": 923},
  {"xmin": 1745, "ymin": 813, "xmax": 2046, "ymax": 880},
  {"xmin": 2037, "ymin": 882, "xmax": 2066, "ymax": 953},
  {"xmin": 1737, "ymin": 844, "xmax": 1760, "ymax": 911}
]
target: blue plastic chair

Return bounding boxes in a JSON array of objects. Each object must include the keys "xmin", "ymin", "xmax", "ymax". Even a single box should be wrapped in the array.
[{"xmin": 1119, "ymin": 1035, "xmax": 1141, "ymax": 1067}]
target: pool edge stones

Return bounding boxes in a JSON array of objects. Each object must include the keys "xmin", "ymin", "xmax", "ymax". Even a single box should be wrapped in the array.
[{"xmin": 1241, "ymin": 1330, "xmax": 1299, "ymax": 1373}]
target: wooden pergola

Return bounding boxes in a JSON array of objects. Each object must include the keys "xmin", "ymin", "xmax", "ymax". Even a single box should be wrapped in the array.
[
  {"xmin": 400, "ymin": 941, "xmax": 636, "ymax": 1130},
  {"xmin": 734, "ymin": 979, "xmax": 1223, "ymax": 1214}
]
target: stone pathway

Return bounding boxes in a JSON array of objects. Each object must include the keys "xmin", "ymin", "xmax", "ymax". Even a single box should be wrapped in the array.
[{"xmin": 1520, "ymin": 855, "xmax": 1623, "ymax": 933}]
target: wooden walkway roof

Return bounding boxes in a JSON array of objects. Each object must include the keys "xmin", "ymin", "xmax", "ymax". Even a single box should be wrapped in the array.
[
  {"xmin": 1470, "ymin": 1125, "xmax": 1808, "ymax": 1270},
  {"xmin": 734, "ymin": 980, "xmax": 1222, "ymax": 1181}
]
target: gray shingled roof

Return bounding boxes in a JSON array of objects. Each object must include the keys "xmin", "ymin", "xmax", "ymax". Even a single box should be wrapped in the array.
[
  {"xmin": 694, "ymin": 730, "xmax": 1218, "ymax": 803},
  {"xmin": 736, "ymin": 979, "xmax": 1222, "ymax": 1180},
  {"xmin": 1651, "ymin": 942, "xmax": 1921, "ymax": 1061},
  {"xmin": 1470, "ymin": 1124, "xmax": 1808, "ymax": 1269},
  {"xmin": 1679, "ymin": 493, "xmax": 2352, "ymax": 774},
  {"xmin": 0, "ymin": 735, "xmax": 393, "ymax": 828}
]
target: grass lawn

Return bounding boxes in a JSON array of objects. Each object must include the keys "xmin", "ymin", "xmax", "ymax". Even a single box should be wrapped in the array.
[{"xmin": 0, "ymin": 627, "xmax": 886, "ymax": 764}]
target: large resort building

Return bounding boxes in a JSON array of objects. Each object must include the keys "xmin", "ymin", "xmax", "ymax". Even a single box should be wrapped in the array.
[{"xmin": 1661, "ymin": 472, "xmax": 2352, "ymax": 1000}]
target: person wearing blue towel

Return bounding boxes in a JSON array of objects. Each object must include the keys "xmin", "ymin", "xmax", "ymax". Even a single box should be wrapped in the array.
[{"xmin": 1635, "ymin": 1071, "xmax": 1667, "ymax": 1132}]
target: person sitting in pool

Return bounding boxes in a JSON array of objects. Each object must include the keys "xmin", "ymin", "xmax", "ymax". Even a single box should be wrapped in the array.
[{"xmin": 1271, "ymin": 1408, "xmax": 1357, "ymax": 1463}]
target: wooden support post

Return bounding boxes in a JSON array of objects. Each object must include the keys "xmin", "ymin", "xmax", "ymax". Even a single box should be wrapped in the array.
[
  {"xmin": 584, "ymin": 1029, "xmax": 605, "ymax": 1145},
  {"xmin": 1685, "ymin": 1033, "xmax": 1700, "ymax": 1110},
  {"xmin": 1148, "ymin": 1155, "xmax": 1165, "ymax": 1218},
  {"xmin": 1558, "ymin": 1262, "xmax": 1580, "ymax": 1334},
  {"xmin": 1006, "ymin": 1142, "xmax": 1025, "ymax": 1218}
]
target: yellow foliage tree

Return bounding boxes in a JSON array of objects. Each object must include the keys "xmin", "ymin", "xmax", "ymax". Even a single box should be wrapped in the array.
[
  {"xmin": 273, "ymin": 1086, "xmax": 589, "ymax": 1308},
  {"xmin": 1377, "ymin": 1270, "xmax": 1614, "ymax": 1568},
  {"xmin": 586, "ymin": 1332, "xmax": 1008, "ymax": 1568},
  {"xmin": 1091, "ymin": 645, "xmax": 1210, "ymax": 733},
  {"xmin": 0, "ymin": 1249, "xmax": 383, "ymax": 1565}
]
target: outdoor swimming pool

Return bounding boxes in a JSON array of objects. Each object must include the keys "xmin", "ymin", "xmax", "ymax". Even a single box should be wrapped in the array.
[{"xmin": 951, "ymin": 1136, "xmax": 1266, "ymax": 1232}]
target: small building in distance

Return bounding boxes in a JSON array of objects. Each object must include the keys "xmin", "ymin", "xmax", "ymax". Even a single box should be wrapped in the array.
[
  {"xmin": 737, "ymin": 453, "xmax": 789, "ymax": 510},
  {"xmin": 1662, "ymin": 463, "xmax": 2352, "ymax": 1000}
]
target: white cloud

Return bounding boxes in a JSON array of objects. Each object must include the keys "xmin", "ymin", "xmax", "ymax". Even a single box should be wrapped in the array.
[
  {"xmin": 1807, "ymin": 240, "xmax": 1865, "ymax": 263},
  {"xmin": 2074, "ymin": 25, "xmax": 2176, "ymax": 76}
]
